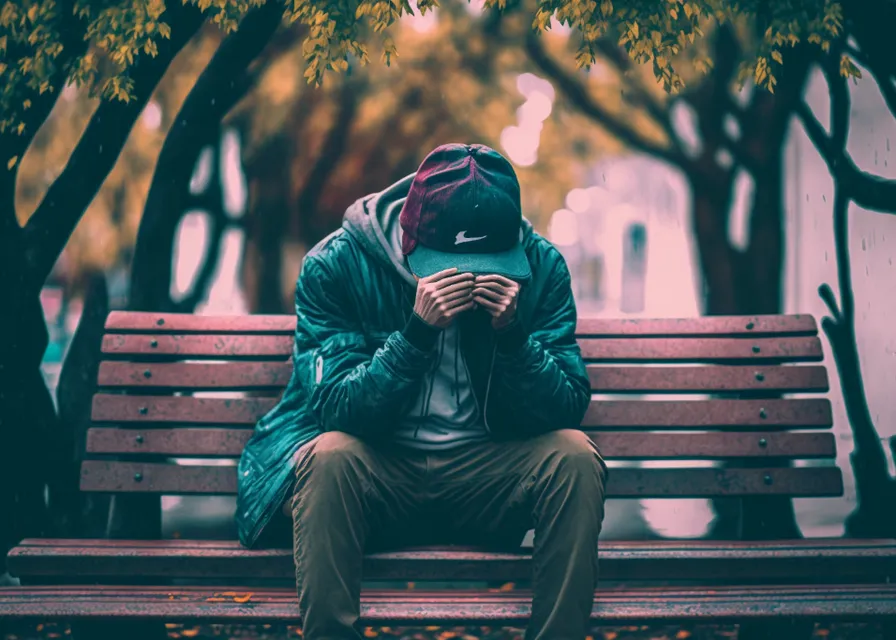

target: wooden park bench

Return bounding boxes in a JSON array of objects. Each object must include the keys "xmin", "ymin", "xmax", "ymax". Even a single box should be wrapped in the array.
[{"xmin": 2, "ymin": 311, "xmax": 896, "ymax": 636}]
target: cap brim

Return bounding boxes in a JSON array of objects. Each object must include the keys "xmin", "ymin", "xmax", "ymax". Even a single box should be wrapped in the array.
[{"xmin": 407, "ymin": 243, "xmax": 531, "ymax": 281}]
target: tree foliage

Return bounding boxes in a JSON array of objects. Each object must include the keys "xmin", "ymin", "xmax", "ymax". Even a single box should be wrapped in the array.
[
  {"xmin": 1, "ymin": 0, "xmax": 852, "ymax": 149},
  {"xmin": 13, "ymin": 8, "xmax": 612, "ymax": 287}
]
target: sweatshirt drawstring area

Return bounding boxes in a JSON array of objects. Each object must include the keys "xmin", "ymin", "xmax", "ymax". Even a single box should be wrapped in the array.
[
  {"xmin": 453, "ymin": 327, "xmax": 460, "ymax": 407},
  {"xmin": 414, "ymin": 332, "xmax": 442, "ymax": 439}
]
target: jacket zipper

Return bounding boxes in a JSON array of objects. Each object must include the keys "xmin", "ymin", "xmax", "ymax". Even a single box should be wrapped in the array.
[{"xmin": 481, "ymin": 344, "xmax": 497, "ymax": 433}]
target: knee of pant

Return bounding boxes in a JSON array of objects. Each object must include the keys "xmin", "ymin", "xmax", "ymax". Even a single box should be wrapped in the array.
[
  {"xmin": 542, "ymin": 429, "xmax": 606, "ymax": 483},
  {"xmin": 300, "ymin": 431, "xmax": 366, "ymax": 477}
]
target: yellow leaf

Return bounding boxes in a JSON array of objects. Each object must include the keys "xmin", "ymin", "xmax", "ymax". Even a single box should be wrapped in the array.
[
  {"xmin": 363, "ymin": 628, "xmax": 378, "ymax": 638},
  {"xmin": 603, "ymin": 632, "xmax": 618, "ymax": 640},
  {"xmin": 771, "ymin": 50, "xmax": 783, "ymax": 64},
  {"xmin": 181, "ymin": 629, "xmax": 200, "ymax": 638},
  {"xmin": 499, "ymin": 582, "xmax": 515, "ymax": 591},
  {"xmin": 7, "ymin": 155, "xmax": 18, "ymax": 169},
  {"xmin": 676, "ymin": 631, "xmax": 692, "ymax": 639},
  {"xmin": 233, "ymin": 593, "xmax": 253, "ymax": 603}
]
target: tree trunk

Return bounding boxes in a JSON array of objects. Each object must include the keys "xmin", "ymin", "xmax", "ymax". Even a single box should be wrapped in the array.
[
  {"xmin": 0, "ymin": 1, "xmax": 206, "ymax": 564},
  {"xmin": 242, "ymin": 133, "xmax": 294, "ymax": 314},
  {"xmin": 53, "ymin": 271, "xmax": 111, "ymax": 539},
  {"xmin": 111, "ymin": 4, "xmax": 282, "ymax": 540}
]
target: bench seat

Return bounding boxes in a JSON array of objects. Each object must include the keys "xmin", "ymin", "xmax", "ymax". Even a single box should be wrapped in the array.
[
  {"xmin": 3, "ymin": 584, "xmax": 896, "ymax": 623},
  {"xmin": 9, "ymin": 538, "xmax": 896, "ymax": 584},
  {"xmin": 4, "ymin": 311, "xmax": 896, "ymax": 633}
]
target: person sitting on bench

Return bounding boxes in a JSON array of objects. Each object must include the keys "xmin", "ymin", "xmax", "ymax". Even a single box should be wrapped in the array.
[{"xmin": 236, "ymin": 142, "xmax": 609, "ymax": 640}]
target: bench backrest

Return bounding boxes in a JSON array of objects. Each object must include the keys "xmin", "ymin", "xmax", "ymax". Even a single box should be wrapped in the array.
[{"xmin": 83, "ymin": 312, "xmax": 842, "ymax": 501}]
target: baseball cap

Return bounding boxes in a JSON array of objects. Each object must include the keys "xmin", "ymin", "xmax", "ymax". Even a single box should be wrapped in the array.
[{"xmin": 400, "ymin": 143, "xmax": 531, "ymax": 281}]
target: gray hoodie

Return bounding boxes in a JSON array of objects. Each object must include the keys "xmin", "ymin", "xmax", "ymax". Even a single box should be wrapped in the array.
[{"xmin": 342, "ymin": 174, "xmax": 488, "ymax": 450}]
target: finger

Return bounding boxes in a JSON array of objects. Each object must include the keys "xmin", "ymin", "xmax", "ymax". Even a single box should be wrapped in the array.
[
  {"xmin": 433, "ymin": 272, "xmax": 475, "ymax": 289},
  {"xmin": 473, "ymin": 295, "xmax": 503, "ymax": 314},
  {"xmin": 421, "ymin": 268, "xmax": 457, "ymax": 283},
  {"xmin": 444, "ymin": 299, "xmax": 476, "ymax": 318},
  {"xmin": 473, "ymin": 281, "xmax": 512, "ymax": 296},
  {"xmin": 473, "ymin": 287, "xmax": 509, "ymax": 304},
  {"xmin": 440, "ymin": 287, "xmax": 474, "ymax": 304},
  {"xmin": 440, "ymin": 279, "xmax": 476, "ymax": 296},
  {"xmin": 475, "ymin": 274, "xmax": 517, "ymax": 288}
]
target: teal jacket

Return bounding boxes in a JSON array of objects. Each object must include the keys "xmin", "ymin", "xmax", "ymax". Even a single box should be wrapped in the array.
[{"xmin": 235, "ymin": 175, "xmax": 591, "ymax": 548}]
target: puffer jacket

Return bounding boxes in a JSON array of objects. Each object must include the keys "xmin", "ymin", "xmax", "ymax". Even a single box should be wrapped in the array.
[{"xmin": 236, "ymin": 175, "xmax": 591, "ymax": 548}]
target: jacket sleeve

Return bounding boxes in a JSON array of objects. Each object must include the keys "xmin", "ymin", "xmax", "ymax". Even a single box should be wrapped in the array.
[
  {"xmin": 295, "ymin": 253, "xmax": 438, "ymax": 436},
  {"xmin": 487, "ymin": 255, "xmax": 591, "ymax": 434}
]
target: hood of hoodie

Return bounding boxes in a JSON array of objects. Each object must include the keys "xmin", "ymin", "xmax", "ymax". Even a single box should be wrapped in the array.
[
  {"xmin": 342, "ymin": 173, "xmax": 534, "ymax": 285},
  {"xmin": 342, "ymin": 173, "xmax": 418, "ymax": 287}
]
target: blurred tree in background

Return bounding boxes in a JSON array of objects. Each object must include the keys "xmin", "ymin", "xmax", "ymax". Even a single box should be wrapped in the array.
[{"xmin": 0, "ymin": 0, "xmax": 850, "ymax": 569}]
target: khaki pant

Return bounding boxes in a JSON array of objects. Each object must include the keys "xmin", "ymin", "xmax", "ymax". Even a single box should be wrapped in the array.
[{"xmin": 286, "ymin": 429, "xmax": 608, "ymax": 640}]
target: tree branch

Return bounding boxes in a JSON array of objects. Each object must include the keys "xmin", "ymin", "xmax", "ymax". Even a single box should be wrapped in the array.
[
  {"xmin": 128, "ymin": 1, "xmax": 283, "ymax": 311},
  {"xmin": 174, "ymin": 137, "xmax": 226, "ymax": 313},
  {"xmin": 21, "ymin": 0, "xmax": 207, "ymax": 289},
  {"xmin": 296, "ymin": 75, "xmax": 366, "ymax": 241},
  {"xmin": 797, "ymin": 62, "xmax": 896, "ymax": 214},
  {"xmin": 1, "ymin": 0, "xmax": 90, "ymax": 170},
  {"xmin": 524, "ymin": 30, "xmax": 687, "ymax": 168},
  {"xmin": 593, "ymin": 39, "xmax": 683, "ymax": 154},
  {"xmin": 850, "ymin": 41, "xmax": 896, "ymax": 120}
]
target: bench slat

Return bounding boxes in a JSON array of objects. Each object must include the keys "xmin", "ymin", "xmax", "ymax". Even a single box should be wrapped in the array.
[
  {"xmin": 583, "ymin": 398, "xmax": 832, "ymax": 428},
  {"xmin": 102, "ymin": 334, "xmax": 294, "ymax": 358},
  {"xmin": 85, "ymin": 428, "xmax": 836, "ymax": 459},
  {"xmin": 102, "ymin": 334, "xmax": 822, "ymax": 362},
  {"xmin": 97, "ymin": 362, "xmax": 830, "ymax": 393},
  {"xmin": 105, "ymin": 312, "xmax": 818, "ymax": 337},
  {"xmin": 2, "ymin": 584, "xmax": 894, "ymax": 623},
  {"xmin": 92, "ymin": 395, "xmax": 833, "ymax": 429},
  {"xmin": 78, "ymin": 462, "xmax": 843, "ymax": 497},
  {"xmin": 10, "ymin": 538, "xmax": 896, "ymax": 583},
  {"xmin": 100, "ymin": 334, "xmax": 822, "ymax": 363},
  {"xmin": 578, "ymin": 337, "xmax": 823, "ymax": 363},
  {"xmin": 588, "ymin": 365, "xmax": 828, "ymax": 393}
]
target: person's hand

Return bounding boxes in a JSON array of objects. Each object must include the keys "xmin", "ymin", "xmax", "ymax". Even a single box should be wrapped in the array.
[
  {"xmin": 473, "ymin": 274, "xmax": 520, "ymax": 329},
  {"xmin": 414, "ymin": 268, "xmax": 476, "ymax": 328}
]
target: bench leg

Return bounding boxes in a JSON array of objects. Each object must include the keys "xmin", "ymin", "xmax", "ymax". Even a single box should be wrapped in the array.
[
  {"xmin": 71, "ymin": 620, "xmax": 168, "ymax": 640},
  {"xmin": 737, "ymin": 620, "xmax": 814, "ymax": 640}
]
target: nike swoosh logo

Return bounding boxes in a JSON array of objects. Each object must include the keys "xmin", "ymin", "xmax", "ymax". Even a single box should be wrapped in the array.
[{"xmin": 455, "ymin": 231, "xmax": 487, "ymax": 245}]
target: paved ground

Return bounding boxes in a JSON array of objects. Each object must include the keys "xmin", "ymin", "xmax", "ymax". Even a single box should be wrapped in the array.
[{"xmin": 2, "ymin": 623, "xmax": 890, "ymax": 640}]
